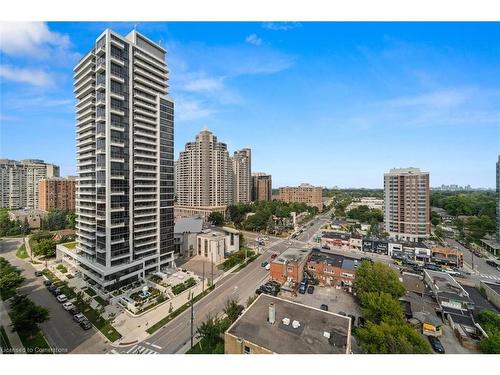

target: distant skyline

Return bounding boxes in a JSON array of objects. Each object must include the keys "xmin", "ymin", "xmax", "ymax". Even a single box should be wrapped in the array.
[{"xmin": 1, "ymin": 22, "xmax": 499, "ymax": 188}]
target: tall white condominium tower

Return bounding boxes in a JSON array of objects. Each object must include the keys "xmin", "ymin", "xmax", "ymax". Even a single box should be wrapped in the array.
[
  {"xmin": 0, "ymin": 159, "xmax": 59, "ymax": 209},
  {"xmin": 383, "ymin": 167, "xmax": 430, "ymax": 242},
  {"xmin": 232, "ymin": 148, "xmax": 251, "ymax": 204},
  {"xmin": 176, "ymin": 129, "xmax": 233, "ymax": 210},
  {"xmin": 70, "ymin": 29, "xmax": 174, "ymax": 290}
]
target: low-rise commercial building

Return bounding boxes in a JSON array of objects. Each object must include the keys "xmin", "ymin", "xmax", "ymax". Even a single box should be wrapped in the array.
[
  {"xmin": 196, "ymin": 230, "xmax": 226, "ymax": 265},
  {"xmin": 270, "ymin": 247, "xmax": 311, "ymax": 284},
  {"xmin": 431, "ymin": 246, "xmax": 464, "ymax": 267},
  {"xmin": 306, "ymin": 249, "xmax": 358, "ymax": 289},
  {"xmin": 174, "ymin": 205, "xmax": 227, "ymax": 222},
  {"xmin": 224, "ymin": 294, "xmax": 352, "ymax": 354},
  {"xmin": 320, "ymin": 231, "xmax": 351, "ymax": 249},
  {"xmin": 174, "ymin": 216, "xmax": 204, "ymax": 258},
  {"xmin": 346, "ymin": 197, "xmax": 384, "ymax": 212}
]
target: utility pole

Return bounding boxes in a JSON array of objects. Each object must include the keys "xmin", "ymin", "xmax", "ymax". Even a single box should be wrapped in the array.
[
  {"xmin": 190, "ymin": 292, "xmax": 194, "ymax": 349},
  {"xmin": 211, "ymin": 253, "xmax": 214, "ymax": 288}
]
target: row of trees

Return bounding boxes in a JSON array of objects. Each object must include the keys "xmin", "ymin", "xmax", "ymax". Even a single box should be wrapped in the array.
[
  {"xmin": 353, "ymin": 261, "xmax": 432, "ymax": 353},
  {"xmin": 42, "ymin": 209, "xmax": 75, "ymax": 231},
  {"xmin": 0, "ymin": 257, "xmax": 25, "ymax": 300},
  {"xmin": 0, "ymin": 209, "xmax": 31, "ymax": 238}
]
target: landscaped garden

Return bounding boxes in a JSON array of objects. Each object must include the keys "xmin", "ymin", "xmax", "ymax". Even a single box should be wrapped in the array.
[
  {"xmin": 218, "ymin": 248, "xmax": 256, "ymax": 271},
  {"xmin": 15, "ymin": 244, "xmax": 28, "ymax": 259},
  {"xmin": 171, "ymin": 277, "xmax": 197, "ymax": 295}
]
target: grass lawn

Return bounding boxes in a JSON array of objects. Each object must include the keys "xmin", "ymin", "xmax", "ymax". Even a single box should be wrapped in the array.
[
  {"xmin": 63, "ymin": 242, "xmax": 77, "ymax": 249},
  {"xmin": 56, "ymin": 264, "xmax": 68, "ymax": 273},
  {"xmin": 187, "ymin": 339, "xmax": 224, "ymax": 354},
  {"xmin": 17, "ymin": 329, "xmax": 52, "ymax": 354},
  {"xmin": 94, "ymin": 295, "xmax": 109, "ymax": 307},
  {"xmin": 146, "ymin": 287, "xmax": 214, "ymax": 334},
  {"xmin": 83, "ymin": 287, "xmax": 97, "ymax": 297},
  {"xmin": 73, "ymin": 300, "xmax": 122, "ymax": 342},
  {"xmin": 0, "ymin": 326, "xmax": 12, "ymax": 353},
  {"xmin": 15, "ymin": 244, "xmax": 28, "ymax": 259}
]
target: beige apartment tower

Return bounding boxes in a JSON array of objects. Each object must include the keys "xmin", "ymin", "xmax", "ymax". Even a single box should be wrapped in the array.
[
  {"xmin": 176, "ymin": 129, "xmax": 233, "ymax": 214},
  {"xmin": 0, "ymin": 159, "xmax": 60, "ymax": 209},
  {"xmin": 252, "ymin": 173, "xmax": 272, "ymax": 202},
  {"xmin": 278, "ymin": 183, "xmax": 323, "ymax": 210},
  {"xmin": 384, "ymin": 167, "xmax": 430, "ymax": 242},
  {"xmin": 232, "ymin": 148, "xmax": 251, "ymax": 204},
  {"xmin": 38, "ymin": 177, "xmax": 76, "ymax": 211}
]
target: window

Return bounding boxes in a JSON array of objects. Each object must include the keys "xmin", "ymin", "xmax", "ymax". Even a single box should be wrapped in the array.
[{"xmin": 243, "ymin": 345, "xmax": 252, "ymax": 354}]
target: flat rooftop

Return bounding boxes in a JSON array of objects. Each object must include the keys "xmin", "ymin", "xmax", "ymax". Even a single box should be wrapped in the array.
[
  {"xmin": 273, "ymin": 247, "xmax": 311, "ymax": 265},
  {"xmin": 483, "ymin": 281, "xmax": 500, "ymax": 295},
  {"xmin": 309, "ymin": 249, "xmax": 359, "ymax": 271},
  {"xmin": 226, "ymin": 294, "xmax": 351, "ymax": 354},
  {"xmin": 424, "ymin": 270, "xmax": 469, "ymax": 298}
]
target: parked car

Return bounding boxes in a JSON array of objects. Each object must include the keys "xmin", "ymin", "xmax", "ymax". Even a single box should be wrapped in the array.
[
  {"xmin": 338, "ymin": 311, "xmax": 347, "ymax": 316},
  {"xmin": 56, "ymin": 294, "xmax": 68, "ymax": 303},
  {"xmin": 265, "ymin": 263, "xmax": 271, "ymax": 270},
  {"xmin": 69, "ymin": 306, "xmax": 80, "ymax": 315},
  {"xmin": 486, "ymin": 260, "xmax": 499, "ymax": 268},
  {"xmin": 51, "ymin": 287, "xmax": 62, "ymax": 296},
  {"xmin": 348, "ymin": 314, "xmax": 356, "ymax": 325},
  {"xmin": 321, "ymin": 245, "xmax": 331, "ymax": 250},
  {"xmin": 43, "ymin": 280, "xmax": 52, "ymax": 287},
  {"xmin": 267, "ymin": 281, "xmax": 281, "ymax": 291},
  {"xmin": 320, "ymin": 304, "xmax": 329, "ymax": 311},
  {"xmin": 73, "ymin": 313, "xmax": 86, "ymax": 323},
  {"xmin": 298, "ymin": 279, "xmax": 308, "ymax": 294},
  {"xmin": 255, "ymin": 284, "xmax": 278, "ymax": 296},
  {"xmin": 307, "ymin": 285, "xmax": 315, "ymax": 294},
  {"xmin": 79, "ymin": 319, "xmax": 92, "ymax": 330},
  {"xmin": 428, "ymin": 336, "xmax": 445, "ymax": 353},
  {"xmin": 424, "ymin": 263, "xmax": 442, "ymax": 271},
  {"xmin": 35, "ymin": 271, "xmax": 43, "ymax": 277},
  {"xmin": 261, "ymin": 261, "xmax": 269, "ymax": 268},
  {"xmin": 270, "ymin": 253, "xmax": 278, "ymax": 260},
  {"xmin": 62, "ymin": 302, "xmax": 75, "ymax": 311}
]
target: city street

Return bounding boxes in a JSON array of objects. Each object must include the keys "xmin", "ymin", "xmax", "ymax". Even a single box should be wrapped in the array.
[
  {"xmin": 446, "ymin": 237, "xmax": 500, "ymax": 282},
  {"xmin": 0, "ymin": 238, "xmax": 108, "ymax": 354}
]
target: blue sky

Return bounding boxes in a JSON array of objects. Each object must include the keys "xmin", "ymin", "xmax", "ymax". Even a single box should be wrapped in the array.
[{"xmin": 1, "ymin": 22, "xmax": 499, "ymax": 188}]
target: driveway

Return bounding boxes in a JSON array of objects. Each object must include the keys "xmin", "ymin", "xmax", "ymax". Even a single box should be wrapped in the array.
[{"xmin": 0, "ymin": 238, "xmax": 107, "ymax": 354}]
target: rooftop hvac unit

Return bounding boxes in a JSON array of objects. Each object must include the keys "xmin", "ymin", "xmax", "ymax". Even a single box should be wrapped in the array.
[
  {"xmin": 282, "ymin": 317, "xmax": 290, "ymax": 326},
  {"xmin": 268, "ymin": 303, "xmax": 276, "ymax": 325},
  {"xmin": 292, "ymin": 320, "xmax": 301, "ymax": 329}
]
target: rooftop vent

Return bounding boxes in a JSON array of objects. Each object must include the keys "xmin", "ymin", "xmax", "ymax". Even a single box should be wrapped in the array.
[
  {"xmin": 323, "ymin": 331, "xmax": 331, "ymax": 339},
  {"xmin": 282, "ymin": 317, "xmax": 290, "ymax": 326},
  {"xmin": 292, "ymin": 320, "xmax": 301, "ymax": 329},
  {"xmin": 268, "ymin": 303, "xmax": 276, "ymax": 325}
]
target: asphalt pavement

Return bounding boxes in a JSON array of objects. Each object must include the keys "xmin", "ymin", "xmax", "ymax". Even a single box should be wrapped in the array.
[{"xmin": 0, "ymin": 238, "xmax": 107, "ymax": 353}]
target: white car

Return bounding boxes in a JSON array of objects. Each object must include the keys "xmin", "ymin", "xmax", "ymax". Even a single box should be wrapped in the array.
[
  {"xmin": 62, "ymin": 302, "xmax": 75, "ymax": 311},
  {"xmin": 265, "ymin": 263, "xmax": 271, "ymax": 270},
  {"xmin": 56, "ymin": 294, "xmax": 68, "ymax": 303}
]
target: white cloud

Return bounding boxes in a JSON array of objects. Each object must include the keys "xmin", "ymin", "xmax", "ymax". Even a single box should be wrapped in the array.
[
  {"xmin": 262, "ymin": 22, "xmax": 301, "ymax": 31},
  {"xmin": 245, "ymin": 34, "xmax": 262, "ymax": 46},
  {"xmin": 0, "ymin": 64, "xmax": 52, "ymax": 86},
  {"xmin": 385, "ymin": 88, "xmax": 475, "ymax": 109},
  {"xmin": 175, "ymin": 97, "xmax": 217, "ymax": 121},
  {"xmin": 0, "ymin": 22, "xmax": 70, "ymax": 58},
  {"xmin": 183, "ymin": 76, "xmax": 224, "ymax": 92}
]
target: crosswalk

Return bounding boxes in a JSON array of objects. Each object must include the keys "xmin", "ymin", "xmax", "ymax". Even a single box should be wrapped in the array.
[
  {"xmin": 109, "ymin": 343, "xmax": 160, "ymax": 355},
  {"xmin": 478, "ymin": 273, "xmax": 500, "ymax": 281}
]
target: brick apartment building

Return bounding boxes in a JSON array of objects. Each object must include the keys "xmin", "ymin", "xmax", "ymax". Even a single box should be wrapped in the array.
[
  {"xmin": 270, "ymin": 247, "xmax": 311, "ymax": 284},
  {"xmin": 431, "ymin": 246, "xmax": 464, "ymax": 267},
  {"xmin": 306, "ymin": 249, "xmax": 358, "ymax": 289},
  {"xmin": 278, "ymin": 183, "xmax": 323, "ymax": 210},
  {"xmin": 38, "ymin": 177, "xmax": 76, "ymax": 211}
]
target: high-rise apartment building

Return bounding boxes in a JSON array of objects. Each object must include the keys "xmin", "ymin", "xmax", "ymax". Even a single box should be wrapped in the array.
[
  {"xmin": 61, "ymin": 29, "xmax": 174, "ymax": 290},
  {"xmin": 496, "ymin": 155, "xmax": 500, "ymax": 242},
  {"xmin": 175, "ymin": 129, "xmax": 233, "ymax": 220},
  {"xmin": 251, "ymin": 173, "xmax": 272, "ymax": 202},
  {"xmin": 232, "ymin": 148, "xmax": 251, "ymax": 204},
  {"xmin": 38, "ymin": 177, "xmax": 76, "ymax": 211},
  {"xmin": 278, "ymin": 183, "xmax": 323, "ymax": 210},
  {"xmin": 0, "ymin": 159, "xmax": 59, "ymax": 209},
  {"xmin": 383, "ymin": 167, "xmax": 430, "ymax": 242}
]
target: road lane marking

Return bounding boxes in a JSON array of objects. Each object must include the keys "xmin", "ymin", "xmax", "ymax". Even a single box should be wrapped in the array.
[{"xmin": 150, "ymin": 344, "xmax": 162, "ymax": 350}]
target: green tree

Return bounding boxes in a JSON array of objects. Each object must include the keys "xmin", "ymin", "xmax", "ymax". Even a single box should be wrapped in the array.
[
  {"xmin": 196, "ymin": 315, "xmax": 222, "ymax": 349},
  {"xmin": 65, "ymin": 211, "xmax": 76, "ymax": 229},
  {"xmin": 434, "ymin": 226, "xmax": 444, "ymax": 239},
  {"xmin": 207, "ymin": 212, "xmax": 225, "ymax": 226},
  {"xmin": 223, "ymin": 297, "xmax": 241, "ymax": 323},
  {"xmin": 479, "ymin": 334, "xmax": 500, "ymax": 354},
  {"xmin": 33, "ymin": 239, "xmax": 56, "ymax": 258},
  {"xmin": 354, "ymin": 261, "xmax": 405, "ymax": 300},
  {"xmin": 10, "ymin": 295, "xmax": 49, "ymax": 335},
  {"xmin": 0, "ymin": 257, "xmax": 25, "ymax": 299},
  {"xmin": 361, "ymin": 292, "xmax": 404, "ymax": 324},
  {"xmin": 356, "ymin": 321, "xmax": 432, "ymax": 354},
  {"xmin": 477, "ymin": 309, "xmax": 500, "ymax": 353}
]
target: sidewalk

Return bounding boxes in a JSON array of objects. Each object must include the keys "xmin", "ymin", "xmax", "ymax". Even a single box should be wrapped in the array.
[{"xmin": 0, "ymin": 298, "xmax": 24, "ymax": 353}]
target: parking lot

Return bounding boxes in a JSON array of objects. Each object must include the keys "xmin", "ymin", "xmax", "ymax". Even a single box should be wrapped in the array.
[{"xmin": 285, "ymin": 285, "xmax": 362, "ymax": 321}]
